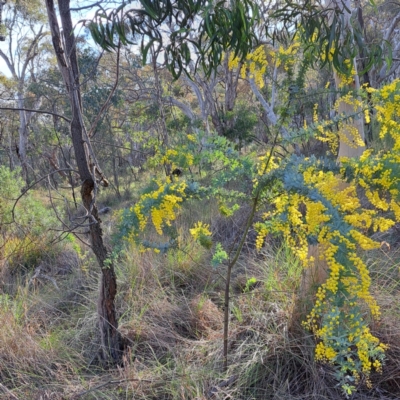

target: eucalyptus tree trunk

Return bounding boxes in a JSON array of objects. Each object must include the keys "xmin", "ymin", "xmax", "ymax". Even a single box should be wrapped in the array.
[
  {"xmin": 335, "ymin": 59, "xmax": 365, "ymax": 159},
  {"xmin": 0, "ymin": 8, "xmax": 46, "ymax": 185},
  {"xmin": 45, "ymin": 0, "xmax": 121, "ymax": 364},
  {"xmin": 0, "ymin": 1, "xmax": 5, "ymax": 41},
  {"xmin": 16, "ymin": 91, "xmax": 30, "ymax": 183},
  {"xmin": 16, "ymin": 89, "xmax": 42, "ymax": 184},
  {"xmin": 331, "ymin": 0, "xmax": 365, "ymax": 159}
]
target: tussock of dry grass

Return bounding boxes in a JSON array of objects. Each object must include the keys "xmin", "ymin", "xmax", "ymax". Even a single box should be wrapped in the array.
[{"xmin": 0, "ymin": 299, "xmax": 69, "ymax": 399}]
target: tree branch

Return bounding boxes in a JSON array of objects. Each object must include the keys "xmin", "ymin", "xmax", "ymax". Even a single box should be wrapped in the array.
[
  {"xmin": 88, "ymin": 43, "xmax": 120, "ymax": 137},
  {"xmin": 248, "ymin": 77, "xmax": 290, "ymax": 139},
  {"xmin": 21, "ymin": 26, "xmax": 46, "ymax": 80},
  {"xmin": 90, "ymin": 139, "xmax": 150, "ymax": 153},
  {"xmin": 0, "ymin": 106, "xmax": 71, "ymax": 122},
  {"xmin": 69, "ymin": 1, "xmax": 103, "ymax": 11},
  {"xmin": 10, "ymin": 168, "xmax": 79, "ymax": 224},
  {"xmin": 0, "ymin": 48, "xmax": 16, "ymax": 77},
  {"xmin": 164, "ymin": 95, "xmax": 196, "ymax": 120},
  {"xmin": 384, "ymin": 11, "xmax": 400, "ymax": 42}
]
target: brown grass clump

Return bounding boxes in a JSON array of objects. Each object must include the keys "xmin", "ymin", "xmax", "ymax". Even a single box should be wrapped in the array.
[
  {"xmin": 0, "ymin": 298, "xmax": 58, "ymax": 398},
  {"xmin": 366, "ymin": 247, "xmax": 400, "ymax": 398},
  {"xmin": 189, "ymin": 294, "xmax": 223, "ymax": 337}
]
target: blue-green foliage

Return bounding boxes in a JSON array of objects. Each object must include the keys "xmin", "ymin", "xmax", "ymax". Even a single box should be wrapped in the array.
[
  {"xmin": 211, "ymin": 242, "xmax": 228, "ymax": 267},
  {"xmin": 116, "ymin": 135, "xmax": 255, "ymax": 253},
  {"xmin": 260, "ymin": 155, "xmax": 351, "ymax": 240}
]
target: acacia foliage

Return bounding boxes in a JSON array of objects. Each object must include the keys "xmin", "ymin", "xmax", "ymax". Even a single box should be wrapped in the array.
[{"xmin": 115, "ymin": 76, "xmax": 400, "ymax": 394}]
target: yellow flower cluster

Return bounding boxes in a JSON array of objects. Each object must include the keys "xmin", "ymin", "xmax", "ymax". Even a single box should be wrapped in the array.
[
  {"xmin": 189, "ymin": 221, "xmax": 211, "ymax": 240},
  {"xmin": 275, "ymin": 42, "xmax": 300, "ymax": 72},
  {"xmin": 312, "ymin": 311, "xmax": 387, "ymax": 382},
  {"xmin": 314, "ymin": 122, "xmax": 339, "ymax": 153},
  {"xmin": 265, "ymin": 161, "xmax": 391, "ymax": 386},
  {"xmin": 257, "ymin": 155, "xmax": 279, "ymax": 176},
  {"xmin": 364, "ymin": 109, "xmax": 370, "ymax": 124},
  {"xmin": 312, "ymin": 90, "xmax": 371, "ymax": 152},
  {"xmin": 161, "ymin": 148, "xmax": 194, "ymax": 170},
  {"xmin": 374, "ymin": 79, "xmax": 400, "ymax": 150},
  {"xmin": 315, "ymin": 342, "xmax": 337, "ymax": 362},
  {"xmin": 338, "ymin": 123, "xmax": 366, "ymax": 148},
  {"xmin": 335, "ymin": 60, "xmax": 357, "ymax": 88},
  {"xmin": 255, "ymin": 79, "xmax": 400, "ymax": 390},
  {"xmin": 356, "ymin": 328, "xmax": 387, "ymax": 374},
  {"xmin": 303, "ymin": 167, "xmax": 360, "ymax": 213},
  {"xmin": 228, "ymin": 41, "xmax": 299, "ymax": 88},
  {"xmin": 279, "ymin": 80, "xmax": 400, "ymax": 392},
  {"xmin": 134, "ymin": 202, "xmax": 147, "ymax": 231},
  {"xmin": 151, "ymin": 194, "xmax": 183, "ymax": 234},
  {"xmin": 228, "ymin": 45, "xmax": 268, "ymax": 88},
  {"xmin": 261, "ymin": 193, "xmax": 332, "ymax": 266},
  {"xmin": 305, "ymin": 200, "xmax": 330, "ymax": 233},
  {"xmin": 349, "ymin": 230, "xmax": 380, "ymax": 251},
  {"xmin": 391, "ymin": 199, "xmax": 400, "ymax": 221},
  {"xmin": 132, "ymin": 180, "xmax": 187, "ymax": 235},
  {"xmin": 348, "ymin": 251, "xmax": 380, "ymax": 317},
  {"xmin": 313, "ymin": 103, "xmax": 318, "ymax": 123},
  {"xmin": 255, "ymin": 222, "xmax": 268, "ymax": 251}
]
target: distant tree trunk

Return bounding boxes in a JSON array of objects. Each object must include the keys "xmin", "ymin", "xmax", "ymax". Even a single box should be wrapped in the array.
[
  {"xmin": 45, "ymin": 0, "xmax": 121, "ymax": 364},
  {"xmin": 335, "ymin": 62, "xmax": 365, "ymax": 159},
  {"xmin": 17, "ymin": 91, "xmax": 30, "ymax": 183},
  {"xmin": 0, "ymin": 1, "xmax": 5, "ymax": 42},
  {"xmin": 0, "ymin": 7, "xmax": 45, "ymax": 185},
  {"xmin": 331, "ymin": 0, "xmax": 365, "ymax": 159},
  {"xmin": 7, "ymin": 127, "xmax": 15, "ymax": 170},
  {"xmin": 224, "ymin": 54, "xmax": 240, "ymax": 118},
  {"xmin": 152, "ymin": 51, "xmax": 171, "ymax": 177},
  {"xmin": 112, "ymin": 151, "xmax": 121, "ymax": 199}
]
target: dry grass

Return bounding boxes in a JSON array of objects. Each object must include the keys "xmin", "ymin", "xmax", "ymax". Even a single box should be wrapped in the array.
[{"xmin": 2, "ymin": 207, "xmax": 400, "ymax": 399}]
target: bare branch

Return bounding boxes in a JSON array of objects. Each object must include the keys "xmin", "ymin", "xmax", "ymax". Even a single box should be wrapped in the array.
[
  {"xmin": 0, "ymin": 48, "xmax": 16, "ymax": 77},
  {"xmin": 0, "ymin": 106, "xmax": 71, "ymax": 122},
  {"xmin": 384, "ymin": 11, "xmax": 400, "ymax": 42},
  {"xmin": 164, "ymin": 95, "xmax": 196, "ymax": 120},
  {"xmin": 11, "ymin": 168, "xmax": 79, "ymax": 224},
  {"xmin": 248, "ymin": 77, "xmax": 289, "ymax": 139},
  {"xmin": 88, "ymin": 43, "xmax": 121, "ymax": 137},
  {"xmin": 21, "ymin": 26, "xmax": 47, "ymax": 81},
  {"xmin": 69, "ymin": 1, "xmax": 103, "ymax": 11},
  {"xmin": 91, "ymin": 139, "xmax": 150, "ymax": 153}
]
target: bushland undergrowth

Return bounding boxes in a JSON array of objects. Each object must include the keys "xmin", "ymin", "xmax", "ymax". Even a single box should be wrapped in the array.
[
  {"xmin": 1, "ymin": 162, "xmax": 400, "ymax": 399},
  {"xmin": 3, "ymin": 76, "xmax": 400, "ymax": 397}
]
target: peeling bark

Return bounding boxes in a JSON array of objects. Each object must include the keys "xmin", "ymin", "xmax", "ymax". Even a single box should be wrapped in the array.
[{"xmin": 45, "ymin": 0, "xmax": 121, "ymax": 364}]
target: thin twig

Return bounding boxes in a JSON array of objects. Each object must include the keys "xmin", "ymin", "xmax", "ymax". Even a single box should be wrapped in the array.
[
  {"xmin": 223, "ymin": 126, "xmax": 282, "ymax": 371},
  {"xmin": 91, "ymin": 139, "xmax": 150, "ymax": 153},
  {"xmin": 69, "ymin": 1, "xmax": 102, "ymax": 11},
  {"xmin": 0, "ymin": 106, "xmax": 71, "ymax": 122},
  {"xmin": 88, "ymin": 41, "xmax": 121, "ymax": 137},
  {"xmin": 10, "ymin": 168, "xmax": 79, "ymax": 224}
]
